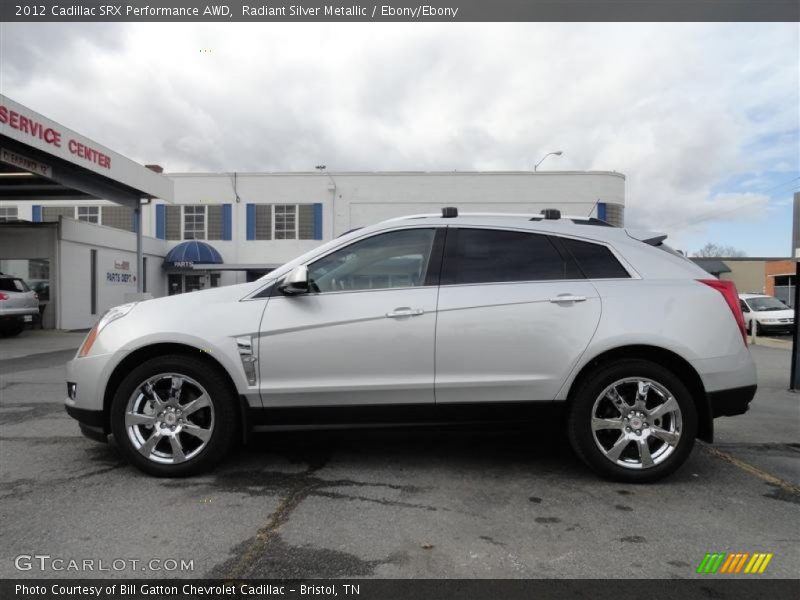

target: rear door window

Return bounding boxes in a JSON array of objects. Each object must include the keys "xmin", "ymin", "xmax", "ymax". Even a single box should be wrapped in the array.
[
  {"xmin": 0, "ymin": 278, "xmax": 29, "ymax": 292},
  {"xmin": 559, "ymin": 238, "xmax": 630, "ymax": 279},
  {"xmin": 440, "ymin": 228, "xmax": 579, "ymax": 285}
]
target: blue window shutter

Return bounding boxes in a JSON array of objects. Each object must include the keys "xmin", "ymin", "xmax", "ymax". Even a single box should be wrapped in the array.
[
  {"xmin": 222, "ymin": 204, "xmax": 232, "ymax": 240},
  {"xmin": 31, "ymin": 205, "xmax": 42, "ymax": 222},
  {"xmin": 313, "ymin": 203, "xmax": 323, "ymax": 240},
  {"xmin": 246, "ymin": 203, "xmax": 256, "ymax": 240},
  {"xmin": 597, "ymin": 202, "xmax": 607, "ymax": 222},
  {"xmin": 155, "ymin": 204, "xmax": 166, "ymax": 239}
]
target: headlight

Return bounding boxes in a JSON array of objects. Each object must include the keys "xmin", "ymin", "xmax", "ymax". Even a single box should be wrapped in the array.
[
  {"xmin": 761, "ymin": 319, "xmax": 778, "ymax": 324},
  {"xmin": 77, "ymin": 302, "xmax": 137, "ymax": 358}
]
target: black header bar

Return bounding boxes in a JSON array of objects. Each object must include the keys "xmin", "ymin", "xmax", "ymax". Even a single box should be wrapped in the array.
[{"xmin": 2, "ymin": 0, "xmax": 799, "ymax": 22}]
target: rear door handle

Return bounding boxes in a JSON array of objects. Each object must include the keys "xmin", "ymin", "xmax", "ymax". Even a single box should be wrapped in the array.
[
  {"xmin": 386, "ymin": 307, "xmax": 425, "ymax": 318},
  {"xmin": 549, "ymin": 294, "xmax": 587, "ymax": 303}
]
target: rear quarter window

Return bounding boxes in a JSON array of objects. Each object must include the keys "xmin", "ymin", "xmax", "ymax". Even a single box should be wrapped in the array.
[
  {"xmin": 560, "ymin": 238, "xmax": 630, "ymax": 279},
  {"xmin": 0, "ymin": 278, "xmax": 29, "ymax": 292}
]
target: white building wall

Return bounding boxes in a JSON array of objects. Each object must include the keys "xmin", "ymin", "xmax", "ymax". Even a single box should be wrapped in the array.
[
  {"xmin": 0, "ymin": 171, "xmax": 626, "ymax": 293},
  {"xmin": 57, "ymin": 218, "xmax": 168, "ymax": 330},
  {"xmin": 164, "ymin": 171, "xmax": 626, "ymax": 282}
]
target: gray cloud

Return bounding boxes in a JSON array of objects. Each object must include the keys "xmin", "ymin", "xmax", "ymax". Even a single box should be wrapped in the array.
[{"xmin": 0, "ymin": 22, "xmax": 797, "ymax": 240}]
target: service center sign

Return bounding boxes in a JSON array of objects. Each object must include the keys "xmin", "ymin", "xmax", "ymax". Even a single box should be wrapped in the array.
[{"xmin": 0, "ymin": 94, "xmax": 173, "ymax": 200}]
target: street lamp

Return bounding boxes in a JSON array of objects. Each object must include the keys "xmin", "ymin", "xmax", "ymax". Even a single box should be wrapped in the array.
[{"xmin": 533, "ymin": 151, "xmax": 563, "ymax": 172}]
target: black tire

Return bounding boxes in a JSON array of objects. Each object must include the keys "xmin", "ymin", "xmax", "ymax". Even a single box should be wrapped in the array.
[
  {"xmin": 0, "ymin": 322, "xmax": 24, "ymax": 336},
  {"xmin": 567, "ymin": 359, "xmax": 698, "ymax": 483},
  {"xmin": 110, "ymin": 354, "xmax": 238, "ymax": 477}
]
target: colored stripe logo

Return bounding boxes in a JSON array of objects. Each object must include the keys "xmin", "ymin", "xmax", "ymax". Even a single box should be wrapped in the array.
[{"xmin": 697, "ymin": 552, "xmax": 773, "ymax": 574}]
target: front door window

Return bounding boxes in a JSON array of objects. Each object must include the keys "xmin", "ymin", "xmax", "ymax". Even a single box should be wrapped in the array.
[{"xmin": 308, "ymin": 228, "xmax": 436, "ymax": 293}]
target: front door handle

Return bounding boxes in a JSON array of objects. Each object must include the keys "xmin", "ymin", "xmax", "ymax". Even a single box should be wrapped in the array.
[
  {"xmin": 386, "ymin": 307, "xmax": 425, "ymax": 318},
  {"xmin": 549, "ymin": 294, "xmax": 587, "ymax": 303}
]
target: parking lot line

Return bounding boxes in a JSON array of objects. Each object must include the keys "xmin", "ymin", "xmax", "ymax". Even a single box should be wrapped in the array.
[{"xmin": 702, "ymin": 443, "xmax": 800, "ymax": 495}]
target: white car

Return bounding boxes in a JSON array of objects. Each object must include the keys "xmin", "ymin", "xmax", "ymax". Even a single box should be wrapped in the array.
[
  {"xmin": 65, "ymin": 209, "xmax": 757, "ymax": 482},
  {"xmin": 739, "ymin": 293, "xmax": 795, "ymax": 336},
  {"xmin": 0, "ymin": 273, "xmax": 39, "ymax": 336}
]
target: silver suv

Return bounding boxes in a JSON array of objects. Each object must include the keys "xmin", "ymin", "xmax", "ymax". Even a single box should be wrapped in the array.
[
  {"xmin": 0, "ymin": 273, "xmax": 39, "ymax": 336},
  {"xmin": 65, "ymin": 209, "xmax": 757, "ymax": 482}
]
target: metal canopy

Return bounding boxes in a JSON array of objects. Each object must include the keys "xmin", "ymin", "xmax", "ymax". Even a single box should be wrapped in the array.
[{"xmin": 0, "ymin": 95, "xmax": 174, "ymax": 293}]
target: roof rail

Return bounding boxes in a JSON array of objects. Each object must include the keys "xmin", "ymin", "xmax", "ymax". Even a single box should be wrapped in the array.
[{"xmin": 379, "ymin": 211, "xmax": 614, "ymax": 226}]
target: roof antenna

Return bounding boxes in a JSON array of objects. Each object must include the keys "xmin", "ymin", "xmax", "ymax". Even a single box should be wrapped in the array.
[{"xmin": 587, "ymin": 199, "xmax": 600, "ymax": 217}]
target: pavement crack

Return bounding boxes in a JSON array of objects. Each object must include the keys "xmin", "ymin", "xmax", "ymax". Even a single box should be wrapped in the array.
[{"xmin": 217, "ymin": 461, "xmax": 329, "ymax": 579}]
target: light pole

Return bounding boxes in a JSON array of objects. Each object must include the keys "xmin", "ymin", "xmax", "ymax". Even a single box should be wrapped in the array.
[{"xmin": 533, "ymin": 151, "xmax": 563, "ymax": 172}]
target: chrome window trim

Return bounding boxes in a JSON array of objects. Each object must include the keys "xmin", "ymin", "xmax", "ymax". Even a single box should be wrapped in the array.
[{"xmin": 240, "ymin": 223, "xmax": 640, "ymax": 302}]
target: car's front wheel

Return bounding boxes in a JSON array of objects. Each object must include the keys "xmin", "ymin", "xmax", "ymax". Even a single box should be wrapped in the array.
[
  {"xmin": 567, "ymin": 359, "xmax": 698, "ymax": 483},
  {"xmin": 110, "ymin": 354, "xmax": 238, "ymax": 477}
]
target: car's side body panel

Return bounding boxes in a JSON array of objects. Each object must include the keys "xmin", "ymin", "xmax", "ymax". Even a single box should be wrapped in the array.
[
  {"xmin": 435, "ymin": 280, "xmax": 601, "ymax": 402},
  {"xmin": 66, "ymin": 283, "xmax": 268, "ymax": 415},
  {"xmin": 258, "ymin": 286, "xmax": 438, "ymax": 406},
  {"xmin": 556, "ymin": 278, "xmax": 754, "ymax": 399}
]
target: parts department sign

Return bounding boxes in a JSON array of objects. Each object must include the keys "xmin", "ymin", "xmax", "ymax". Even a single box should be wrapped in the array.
[{"xmin": 107, "ymin": 261, "xmax": 136, "ymax": 285}]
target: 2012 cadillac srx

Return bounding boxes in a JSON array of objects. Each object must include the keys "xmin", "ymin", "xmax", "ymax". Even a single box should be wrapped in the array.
[{"xmin": 65, "ymin": 209, "xmax": 757, "ymax": 482}]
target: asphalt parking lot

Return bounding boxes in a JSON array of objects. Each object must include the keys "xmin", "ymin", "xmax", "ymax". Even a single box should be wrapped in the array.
[{"xmin": 1, "ymin": 330, "xmax": 798, "ymax": 579}]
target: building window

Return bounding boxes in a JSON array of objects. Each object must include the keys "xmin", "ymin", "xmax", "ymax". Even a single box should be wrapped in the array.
[
  {"xmin": 274, "ymin": 205, "xmax": 297, "ymax": 240},
  {"xmin": 298, "ymin": 204, "xmax": 315, "ymax": 240},
  {"xmin": 251, "ymin": 203, "xmax": 316, "ymax": 241},
  {"xmin": 254, "ymin": 205, "xmax": 273, "ymax": 240},
  {"xmin": 207, "ymin": 205, "xmax": 224, "ymax": 240},
  {"xmin": 77, "ymin": 206, "xmax": 100, "ymax": 224},
  {"xmin": 165, "ymin": 205, "xmax": 181, "ymax": 240},
  {"xmin": 0, "ymin": 206, "xmax": 18, "ymax": 222},
  {"xmin": 42, "ymin": 206, "xmax": 74, "ymax": 222},
  {"xmin": 183, "ymin": 205, "xmax": 206, "ymax": 240},
  {"xmin": 101, "ymin": 205, "xmax": 134, "ymax": 231}
]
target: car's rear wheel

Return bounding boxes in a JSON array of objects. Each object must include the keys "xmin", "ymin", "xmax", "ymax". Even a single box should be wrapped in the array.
[
  {"xmin": 567, "ymin": 359, "xmax": 697, "ymax": 483},
  {"xmin": 110, "ymin": 354, "xmax": 237, "ymax": 477}
]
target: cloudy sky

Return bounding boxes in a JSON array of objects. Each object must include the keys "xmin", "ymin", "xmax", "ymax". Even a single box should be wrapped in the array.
[{"xmin": 1, "ymin": 22, "xmax": 798, "ymax": 255}]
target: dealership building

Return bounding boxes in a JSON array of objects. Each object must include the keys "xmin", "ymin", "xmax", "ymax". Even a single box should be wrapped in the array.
[{"xmin": 0, "ymin": 95, "xmax": 627, "ymax": 330}]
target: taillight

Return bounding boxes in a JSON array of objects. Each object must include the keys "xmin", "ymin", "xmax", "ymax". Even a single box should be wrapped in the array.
[
  {"xmin": 0, "ymin": 292, "xmax": 8, "ymax": 301},
  {"xmin": 698, "ymin": 279, "xmax": 748, "ymax": 345}
]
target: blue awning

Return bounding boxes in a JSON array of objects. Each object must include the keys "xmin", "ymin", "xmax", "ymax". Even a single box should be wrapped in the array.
[{"xmin": 163, "ymin": 241, "xmax": 223, "ymax": 269}]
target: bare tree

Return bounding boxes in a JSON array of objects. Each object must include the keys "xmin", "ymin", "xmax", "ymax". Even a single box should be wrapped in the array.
[{"xmin": 693, "ymin": 243, "xmax": 747, "ymax": 258}]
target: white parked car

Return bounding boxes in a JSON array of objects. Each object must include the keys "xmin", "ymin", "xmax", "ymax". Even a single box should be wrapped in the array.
[
  {"xmin": 65, "ymin": 209, "xmax": 757, "ymax": 482},
  {"xmin": 0, "ymin": 273, "xmax": 39, "ymax": 336},
  {"xmin": 739, "ymin": 293, "xmax": 794, "ymax": 336}
]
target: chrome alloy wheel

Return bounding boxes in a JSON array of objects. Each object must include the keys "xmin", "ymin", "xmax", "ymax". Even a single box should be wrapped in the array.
[
  {"xmin": 125, "ymin": 373, "xmax": 214, "ymax": 464},
  {"xmin": 590, "ymin": 377, "xmax": 682, "ymax": 470}
]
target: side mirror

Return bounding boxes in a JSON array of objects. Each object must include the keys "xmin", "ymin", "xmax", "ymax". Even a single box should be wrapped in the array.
[{"xmin": 278, "ymin": 265, "xmax": 310, "ymax": 296}]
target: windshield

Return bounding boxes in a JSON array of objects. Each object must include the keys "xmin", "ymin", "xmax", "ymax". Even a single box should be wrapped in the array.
[{"xmin": 746, "ymin": 296, "xmax": 789, "ymax": 311}]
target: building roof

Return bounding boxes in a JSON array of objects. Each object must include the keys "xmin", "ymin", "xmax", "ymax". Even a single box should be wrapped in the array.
[{"xmin": 691, "ymin": 258, "xmax": 732, "ymax": 275}]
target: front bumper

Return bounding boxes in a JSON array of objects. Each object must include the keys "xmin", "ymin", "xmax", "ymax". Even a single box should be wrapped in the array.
[
  {"xmin": 755, "ymin": 322, "xmax": 794, "ymax": 334},
  {"xmin": 708, "ymin": 384, "xmax": 757, "ymax": 418},
  {"xmin": 65, "ymin": 403, "xmax": 108, "ymax": 443},
  {"xmin": 65, "ymin": 352, "xmax": 116, "ymax": 443}
]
